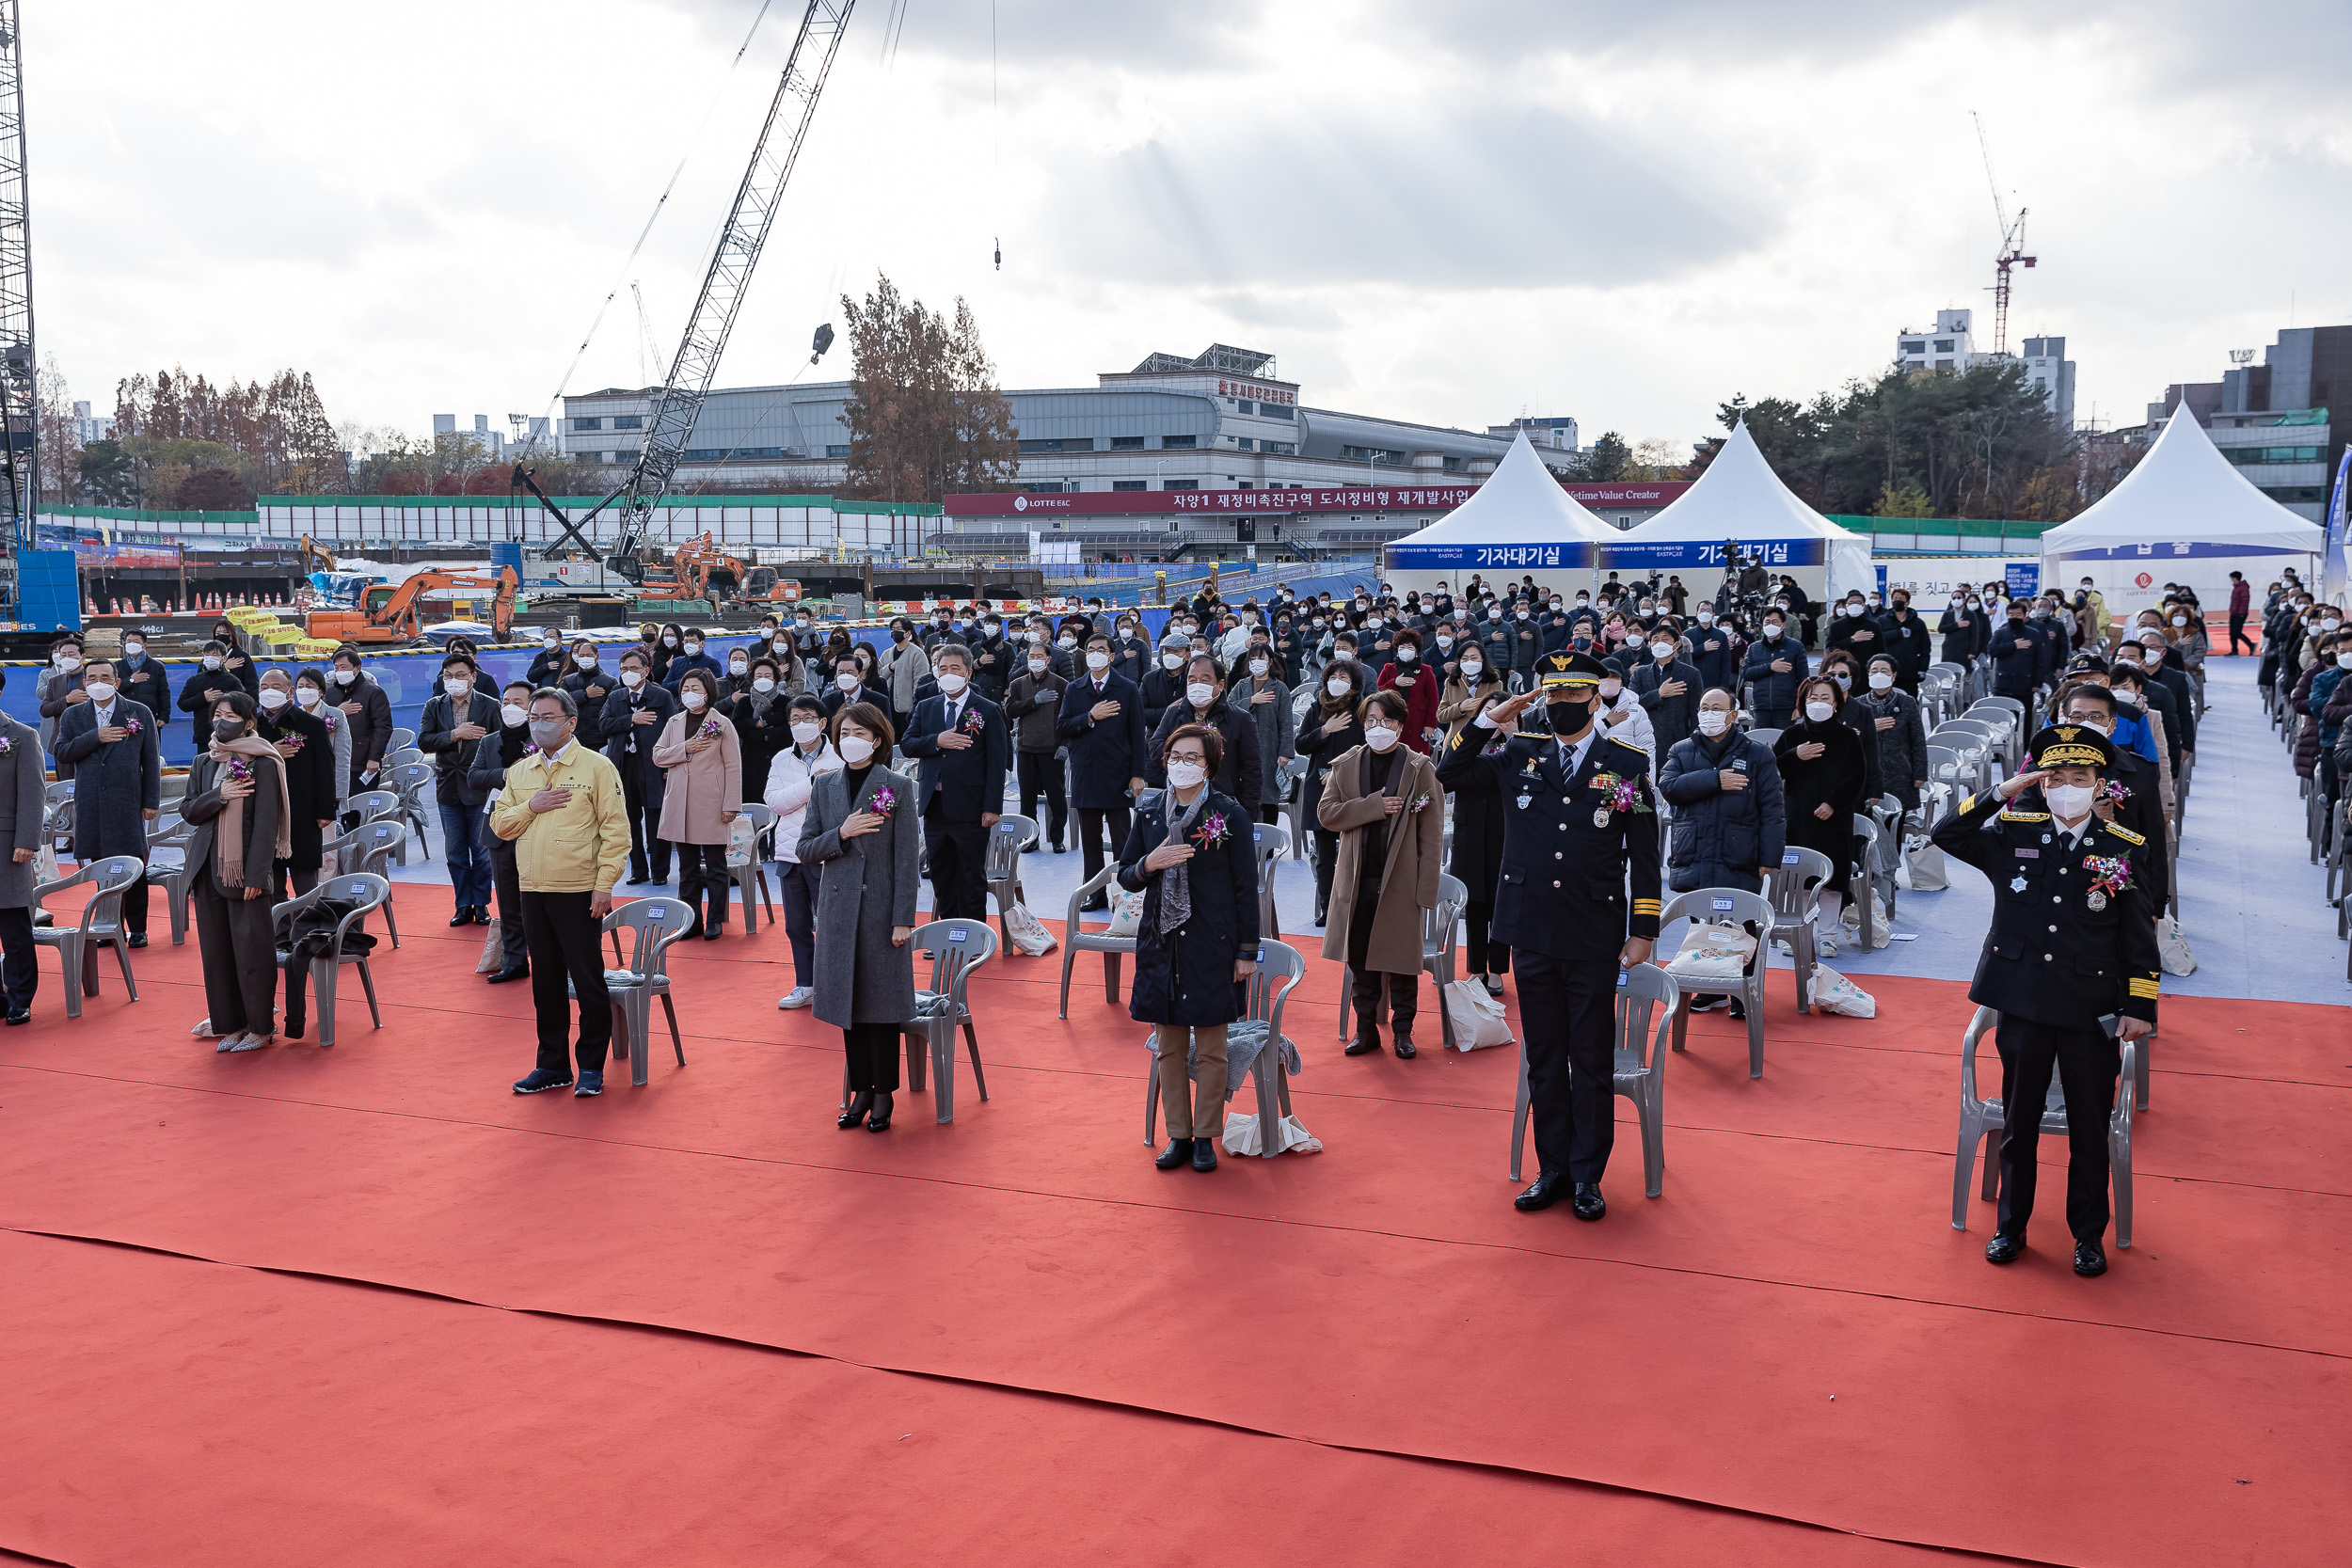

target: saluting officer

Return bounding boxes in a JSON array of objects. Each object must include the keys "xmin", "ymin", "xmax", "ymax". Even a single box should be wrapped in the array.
[
  {"xmin": 1438, "ymin": 649, "xmax": 1660, "ymax": 1221},
  {"xmin": 1931, "ymin": 723, "xmax": 2159, "ymax": 1278}
]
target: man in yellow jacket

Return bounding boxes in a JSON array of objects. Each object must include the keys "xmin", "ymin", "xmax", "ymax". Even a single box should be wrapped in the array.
[{"xmin": 492, "ymin": 687, "xmax": 632, "ymax": 1097}]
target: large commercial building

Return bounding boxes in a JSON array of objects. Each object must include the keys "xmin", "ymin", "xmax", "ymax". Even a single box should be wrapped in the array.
[
  {"xmin": 2152, "ymin": 324, "xmax": 2351, "ymax": 520},
  {"xmin": 1894, "ymin": 308, "xmax": 2075, "ymax": 427}
]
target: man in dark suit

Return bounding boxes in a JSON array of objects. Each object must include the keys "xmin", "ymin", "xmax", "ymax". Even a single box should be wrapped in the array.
[
  {"xmin": 1931, "ymin": 723, "xmax": 2159, "ymax": 1278},
  {"xmin": 1437, "ymin": 651, "xmax": 1661, "ymax": 1223},
  {"xmin": 56, "ymin": 660, "xmax": 164, "ymax": 946},
  {"xmin": 0, "ymin": 674, "xmax": 45, "ymax": 1023},
  {"xmin": 899, "ymin": 642, "xmax": 1008, "ymax": 921},
  {"xmin": 1056, "ymin": 629, "xmax": 1148, "ymax": 906},
  {"xmin": 2053, "ymin": 677, "xmax": 2169, "ymax": 913},
  {"xmin": 599, "ymin": 647, "xmax": 678, "ymax": 886},
  {"xmin": 328, "ymin": 645, "xmax": 395, "ymax": 814},
  {"xmin": 255, "ymin": 667, "xmax": 339, "ymax": 899}
]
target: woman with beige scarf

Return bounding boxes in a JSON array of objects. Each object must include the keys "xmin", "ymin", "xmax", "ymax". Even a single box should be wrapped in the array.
[{"xmin": 181, "ymin": 690, "xmax": 292, "ymax": 1052}]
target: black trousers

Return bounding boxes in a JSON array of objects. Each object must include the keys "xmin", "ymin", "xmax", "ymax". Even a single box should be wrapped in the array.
[
  {"xmin": 620, "ymin": 768, "xmax": 670, "ymax": 880},
  {"xmin": 522, "ymin": 890, "xmax": 612, "ymax": 1074},
  {"xmin": 2228, "ymin": 612, "xmax": 2253, "ymax": 654},
  {"xmin": 1304, "ymin": 776, "xmax": 1338, "ymax": 918},
  {"xmin": 924, "ymin": 810, "xmax": 989, "ymax": 920},
  {"xmin": 845, "ymin": 1020, "xmax": 901, "ymax": 1093},
  {"xmin": 1463, "ymin": 899, "xmax": 1509, "ymax": 975},
  {"xmin": 192, "ymin": 879, "xmax": 278, "ymax": 1037},
  {"xmin": 1075, "ymin": 803, "xmax": 1132, "ymax": 891},
  {"xmin": 1015, "ymin": 752, "xmax": 1066, "ymax": 845},
  {"xmin": 0, "ymin": 905, "xmax": 35, "ymax": 1012},
  {"xmin": 1513, "ymin": 951, "xmax": 1619, "ymax": 1182},
  {"xmin": 674, "ymin": 842, "xmax": 729, "ymax": 931},
  {"xmin": 1345, "ymin": 874, "xmax": 1418, "ymax": 1037},
  {"xmin": 1256, "ymin": 803, "xmax": 1280, "ymax": 824},
  {"xmin": 1994, "ymin": 1017, "xmax": 2122, "ymax": 1243},
  {"xmin": 487, "ymin": 838, "xmax": 529, "ymax": 969}
]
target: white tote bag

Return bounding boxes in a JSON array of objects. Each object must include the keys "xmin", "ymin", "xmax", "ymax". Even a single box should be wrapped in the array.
[
  {"xmin": 1441, "ymin": 979, "xmax": 1516, "ymax": 1050},
  {"xmin": 1807, "ymin": 964, "xmax": 1877, "ymax": 1019},
  {"xmin": 2157, "ymin": 915, "xmax": 2198, "ymax": 975},
  {"xmin": 1001, "ymin": 899, "xmax": 1057, "ymax": 957}
]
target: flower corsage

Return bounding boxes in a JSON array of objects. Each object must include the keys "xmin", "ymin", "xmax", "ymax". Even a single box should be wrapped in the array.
[
  {"xmin": 123, "ymin": 717, "xmax": 142, "ymax": 736},
  {"xmin": 2082, "ymin": 854, "xmax": 2133, "ymax": 911},
  {"xmin": 866, "ymin": 786, "xmax": 897, "ymax": 818},
  {"xmin": 699, "ymin": 714, "xmax": 727, "ymax": 740},
  {"xmin": 1409, "ymin": 791, "xmax": 1433, "ymax": 814},
  {"xmin": 1191, "ymin": 811, "xmax": 1232, "ymax": 847},
  {"xmin": 2099, "ymin": 779, "xmax": 2129, "ymax": 807},
  {"xmin": 960, "ymin": 705, "xmax": 988, "ymax": 736},
  {"xmin": 1585, "ymin": 771, "xmax": 1655, "ymax": 829}
]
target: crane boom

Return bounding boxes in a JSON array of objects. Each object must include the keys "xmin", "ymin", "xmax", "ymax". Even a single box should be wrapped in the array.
[
  {"xmin": 1970, "ymin": 110, "xmax": 2035, "ymax": 356},
  {"xmin": 0, "ymin": 0, "xmax": 38, "ymax": 574},
  {"xmin": 599, "ymin": 0, "xmax": 856, "ymax": 580}
]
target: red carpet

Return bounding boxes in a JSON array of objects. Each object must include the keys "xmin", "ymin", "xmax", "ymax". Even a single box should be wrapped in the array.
[{"xmin": 2, "ymin": 885, "xmax": 2346, "ymax": 1566}]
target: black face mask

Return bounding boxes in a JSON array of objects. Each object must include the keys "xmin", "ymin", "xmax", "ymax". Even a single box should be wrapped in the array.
[
  {"xmin": 1547, "ymin": 698, "xmax": 1593, "ymax": 736},
  {"xmin": 214, "ymin": 719, "xmax": 246, "ymax": 743}
]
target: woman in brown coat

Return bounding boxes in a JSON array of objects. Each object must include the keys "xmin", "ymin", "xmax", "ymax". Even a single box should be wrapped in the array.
[
  {"xmin": 653, "ymin": 667, "xmax": 744, "ymax": 940},
  {"xmin": 1316, "ymin": 689, "xmax": 1445, "ymax": 1059}
]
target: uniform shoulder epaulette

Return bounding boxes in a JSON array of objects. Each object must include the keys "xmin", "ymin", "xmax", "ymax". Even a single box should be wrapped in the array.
[
  {"xmin": 1996, "ymin": 810, "xmax": 2050, "ymax": 822},
  {"xmin": 1513, "ymin": 728, "xmax": 1548, "ymax": 740},
  {"xmin": 1608, "ymin": 734, "xmax": 1648, "ymax": 755},
  {"xmin": 2102, "ymin": 822, "xmax": 2147, "ymax": 847}
]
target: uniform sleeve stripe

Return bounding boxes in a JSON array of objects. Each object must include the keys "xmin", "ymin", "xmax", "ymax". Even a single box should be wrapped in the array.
[
  {"xmin": 1959, "ymin": 794, "xmax": 1974, "ymax": 816},
  {"xmin": 1631, "ymin": 899, "xmax": 1661, "ymax": 913},
  {"xmin": 2128, "ymin": 978, "xmax": 2160, "ymax": 998}
]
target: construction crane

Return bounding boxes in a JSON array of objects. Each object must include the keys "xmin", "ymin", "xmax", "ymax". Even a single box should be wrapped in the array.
[
  {"xmin": 523, "ymin": 0, "xmax": 857, "ymax": 581},
  {"xmin": 0, "ymin": 0, "xmax": 37, "ymax": 586},
  {"xmin": 1972, "ymin": 110, "xmax": 2035, "ymax": 357}
]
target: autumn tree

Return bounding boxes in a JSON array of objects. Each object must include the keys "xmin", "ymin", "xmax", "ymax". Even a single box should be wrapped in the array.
[
  {"xmin": 838, "ymin": 275, "xmax": 1018, "ymax": 503},
  {"xmin": 112, "ymin": 365, "xmax": 345, "ymax": 497}
]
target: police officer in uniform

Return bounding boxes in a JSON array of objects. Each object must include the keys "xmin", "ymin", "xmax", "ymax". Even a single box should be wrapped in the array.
[
  {"xmin": 1438, "ymin": 650, "xmax": 1660, "ymax": 1221},
  {"xmin": 1931, "ymin": 723, "xmax": 2159, "ymax": 1277}
]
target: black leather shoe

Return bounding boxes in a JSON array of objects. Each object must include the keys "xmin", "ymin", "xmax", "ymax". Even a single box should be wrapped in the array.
[
  {"xmin": 702, "ymin": 925, "xmax": 725, "ymax": 942},
  {"xmin": 1514, "ymin": 1172, "xmax": 1565, "ymax": 1212},
  {"xmin": 472, "ymin": 908, "xmax": 493, "ymax": 927},
  {"xmin": 4, "ymin": 1008, "xmax": 27, "ymax": 1026},
  {"xmin": 1343, "ymin": 1033, "xmax": 1380, "ymax": 1056},
  {"xmin": 838, "ymin": 1090, "xmax": 873, "ymax": 1131},
  {"xmin": 1155, "ymin": 1137, "xmax": 1194, "ymax": 1170},
  {"xmin": 1392, "ymin": 1036, "xmax": 1417, "ymax": 1060},
  {"xmin": 1191, "ymin": 1137, "xmax": 1218, "ymax": 1172},
  {"xmin": 127, "ymin": 932, "xmax": 149, "ymax": 949},
  {"xmin": 2073, "ymin": 1240, "xmax": 2108, "ymax": 1277},
  {"xmin": 1985, "ymin": 1233, "xmax": 2025, "ymax": 1265},
  {"xmin": 1569, "ymin": 1182, "xmax": 1606, "ymax": 1222},
  {"xmin": 450, "ymin": 907, "xmax": 475, "ymax": 928},
  {"xmin": 485, "ymin": 964, "xmax": 530, "ymax": 985},
  {"xmin": 624, "ymin": 874, "xmax": 651, "ymax": 888},
  {"xmin": 866, "ymin": 1091, "xmax": 894, "ymax": 1132}
]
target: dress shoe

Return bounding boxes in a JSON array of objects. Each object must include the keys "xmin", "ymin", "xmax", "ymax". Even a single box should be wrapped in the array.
[
  {"xmin": 1191, "ymin": 1137, "xmax": 1218, "ymax": 1172},
  {"xmin": 127, "ymin": 932, "xmax": 149, "ymax": 949},
  {"xmin": 2073, "ymin": 1240, "xmax": 2108, "ymax": 1278},
  {"xmin": 1080, "ymin": 895, "xmax": 1108, "ymax": 913},
  {"xmin": 485, "ymin": 964, "xmax": 530, "ymax": 984},
  {"xmin": 450, "ymin": 907, "xmax": 476, "ymax": 927},
  {"xmin": 4, "ymin": 1008, "xmax": 26, "ymax": 1026},
  {"xmin": 226, "ymin": 1032, "xmax": 272, "ymax": 1053},
  {"xmin": 472, "ymin": 908, "xmax": 494, "ymax": 927},
  {"xmin": 1392, "ymin": 1036, "xmax": 1417, "ymax": 1060},
  {"xmin": 866, "ymin": 1090, "xmax": 894, "ymax": 1132},
  {"xmin": 1569, "ymin": 1182, "xmax": 1606, "ymax": 1222},
  {"xmin": 702, "ymin": 924, "xmax": 725, "ymax": 942},
  {"xmin": 1155, "ymin": 1137, "xmax": 1195, "ymax": 1170},
  {"xmin": 838, "ymin": 1090, "xmax": 874, "ymax": 1131},
  {"xmin": 1481, "ymin": 974, "xmax": 1504, "ymax": 996},
  {"xmin": 1514, "ymin": 1172, "xmax": 1565, "ymax": 1212},
  {"xmin": 1343, "ymin": 1029, "xmax": 1380, "ymax": 1056},
  {"xmin": 623, "ymin": 874, "xmax": 651, "ymax": 888},
  {"xmin": 1985, "ymin": 1232, "xmax": 2025, "ymax": 1265}
]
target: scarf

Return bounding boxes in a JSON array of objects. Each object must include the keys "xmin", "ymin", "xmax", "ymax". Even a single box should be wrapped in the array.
[
  {"xmin": 209, "ymin": 733, "xmax": 292, "ymax": 889},
  {"xmin": 1155, "ymin": 784, "xmax": 1212, "ymax": 939}
]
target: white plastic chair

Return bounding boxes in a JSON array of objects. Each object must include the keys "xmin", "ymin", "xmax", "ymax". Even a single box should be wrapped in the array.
[
  {"xmin": 603, "ymin": 896, "xmax": 689, "ymax": 1088},
  {"xmin": 902, "ymin": 919, "xmax": 997, "ymax": 1123},
  {"xmin": 1144, "ymin": 938, "xmax": 1305, "ymax": 1158},
  {"xmin": 271, "ymin": 873, "xmax": 389, "ymax": 1048},
  {"xmin": 1763, "ymin": 847, "xmax": 1833, "ymax": 1013},
  {"xmin": 1950, "ymin": 1005, "xmax": 2135, "ymax": 1248},
  {"xmin": 1508, "ymin": 962, "xmax": 1678, "ymax": 1197},
  {"xmin": 1058, "ymin": 863, "xmax": 1136, "ymax": 1017},
  {"xmin": 1661, "ymin": 886, "xmax": 1773, "ymax": 1078},
  {"xmin": 31, "ymin": 855, "xmax": 145, "ymax": 1019},
  {"xmin": 983, "ymin": 813, "xmax": 1038, "ymax": 950},
  {"xmin": 726, "ymin": 802, "xmax": 777, "ymax": 933}
]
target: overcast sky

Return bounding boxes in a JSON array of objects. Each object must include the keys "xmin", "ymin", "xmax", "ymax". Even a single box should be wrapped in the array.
[{"xmin": 36, "ymin": 0, "xmax": 2352, "ymax": 452}]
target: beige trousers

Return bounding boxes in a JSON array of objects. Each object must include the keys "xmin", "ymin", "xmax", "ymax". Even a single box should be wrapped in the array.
[{"xmin": 1156, "ymin": 1024, "xmax": 1230, "ymax": 1140}]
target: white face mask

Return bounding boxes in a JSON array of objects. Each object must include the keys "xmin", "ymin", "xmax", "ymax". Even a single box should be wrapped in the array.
[
  {"xmin": 501, "ymin": 702, "xmax": 529, "ymax": 727},
  {"xmin": 621, "ymin": 670, "xmax": 645, "ymax": 689},
  {"xmin": 790, "ymin": 720, "xmax": 823, "ymax": 746},
  {"xmin": 2321, "ymin": 618, "xmax": 2343, "ymax": 633},
  {"xmin": 1028, "ymin": 657, "xmax": 1049, "ymax": 673},
  {"xmin": 2170, "ymin": 615, "xmax": 2187, "ymax": 626},
  {"xmin": 1804, "ymin": 701, "xmax": 1835, "ymax": 723},
  {"xmin": 576, "ymin": 652, "xmax": 597, "ymax": 668},
  {"xmin": 297, "ymin": 688, "xmax": 323, "ymax": 708},
  {"xmin": 1165, "ymin": 760, "xmax": 1207, "ymax": 791},
  {"xmin": 1057, "ymin": 636, "xmax": 1075, "ymax": 649},
  {"xmin": 56, "ymin": 654, "xmax": 80, "ymax": 671},
  {"xmin": 1363, "ymin": 724, "xmax": 1400, "ymax": 753},
  {"xmin": 1696, "ymin": 708, "xmax": 1729, "ymax": 736},
  {"xmin": 1087, "ymin": 650, "xmax": 1111, "ymax": 672},
  {"xmin": 1697, "ymin": 610, "xmax": 1714, "ymax": 624},
  {"xmin": 1598, "ymin": 680, "xmax": 1622, "ymax": 699},
  {"xmin": 1436, "ymin": 636, "xmax": 1454, "ymax": 651},
  {"xmin": 85, "ymin": 681, "xmax": 118, "ymax": 704},
  {"xmin": 443, "ymin": 677, "xmax": 470, "ymax": 696},
  {"xmin": 681, "ymin": 690, "xmax": 707, "ymax": 712},
  {"xmin": 1650, "ymin": 641, "xmax": 1676, "ymax": 661},
  {"xmin": 836, "ymin": 733, "xmax": 875, "ymax": 766},
  {"xmin": 753, "ymin": 676, "xmax": 777, "ymax": 693},
  {"xmin": 1327, "ymin": 678, "xmax": 1352, "ymax": 699},
  {"xmin": 542, "ymin": 635, "xmax": 560, "ymax": 648},
  {"xmin": 333, "ymin": 668, "xmax": 357, "ymax": 685},
  {"xmin": 2044, "ymin": 783, "xmax": 2094, "ymax": 820},
  {"xmin": 1160, "ymin": 652, "xmax": 1184, "ymax": 670},
  {"xmin": 836, "ymin": 673, "xmax": 860, "ymax": 691},
  {"xmin": 661, "ymin": 635, "xmax": 678, "ymax": 649},
  {"xmin": 729, "ymin": 659, "xmax": 748, "ymax": 674},
  {"xmin": 124, "ymin": 641, "xmax": 144, "ymax": 658},
  {"xmin": 1460, "ymin": 657, "xmax": 1483, "ymax": 675},
  {"xmin": 937, "ymin": 671, "xmax": 969, "ymax": 697},
  {"xmin": 202, "ymin": 656, "xmax": 223, "ymax": 671},
  {"xmin": 1396, "ymin": 646, "xmax": 1418, "ymax": 663},
  {"xmin": 257, "ymin": 687, "xmax": 289, "ymax": 710},
  {"xmin": 1763, "ymin": 624, "xmax": 1783, "ymax": 640},
  {"xmin": 1868, "ymin": 671, "xmax": 1894, "ymax": 690},
  {"xmin": 1186, "ymin": 682, "xmax": 1216, "ymax": 708},
  {"xmin": 796, "ymin": 618, "xmax": 812, "ymax": 630},
  {"xmin": 1516, "ymin": 610, "xmax": 1531, "ymax": 621},
  {"xmin": 1248, "ymin": 658, "xmax": 1269, "ymax": 677},
  {"xmin": 2338, "ymin": 651, "xmax": 2352, "ymax": 670}
]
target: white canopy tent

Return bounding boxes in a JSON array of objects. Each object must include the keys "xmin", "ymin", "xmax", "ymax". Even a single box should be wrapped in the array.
[
  {"xmin": 2037, "ymin": 407, "xmax": 2327, "ymax": 625},
  {"xmin": 1381, "ymin": 428, "xmax": 1617, "ymax": 596},
  {"xmin": 1605, "ymin": 419, "xmax": 1873, "ymax": 609}
]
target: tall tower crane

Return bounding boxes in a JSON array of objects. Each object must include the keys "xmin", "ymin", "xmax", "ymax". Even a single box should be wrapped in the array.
[
  {"xmin": 0, "ymin": 0, "xmax": 38, "ymax": 585},
  {"xmin": 521, "ymin": 0, "xmax": 856, "ymax": 578},
  {"xmin": 1972, "ymin": 111, "xmax": 2035, "ymax": 357}
]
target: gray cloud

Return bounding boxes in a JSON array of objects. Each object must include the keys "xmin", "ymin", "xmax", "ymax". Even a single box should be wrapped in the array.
[{"xmin": 653, "ymin": 0, "xmax": 1263, "ymax": 69}]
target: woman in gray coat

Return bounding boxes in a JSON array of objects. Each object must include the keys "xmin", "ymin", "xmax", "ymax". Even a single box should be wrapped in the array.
[
  {"xmin": 1234, "ymin": 645, "xmax": 1295, "ymax": 824},
  {"xmin": 796, "ymin": 700, "xmax": 920, "ymax": 1133},
  {"xmin": 0, "ymin": 690, "xmax": 46, "ymax": 1022}
]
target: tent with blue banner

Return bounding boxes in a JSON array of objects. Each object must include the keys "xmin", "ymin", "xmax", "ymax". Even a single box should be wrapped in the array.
[
  {"xmin": 1380, "ymin": 428, "xmax": 1616, "ymax": 594},
  {"xmin": 2035, "ymin": 405, "xmax": 2325, "ymax": 626},
  {"xmin": 1605, "ymin": 418, "xmax": 1872, "ymax": 608}
]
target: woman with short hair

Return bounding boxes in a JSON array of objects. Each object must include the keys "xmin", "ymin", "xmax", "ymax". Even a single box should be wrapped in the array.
[
  {"xmin": 1315, "ymin": 689, "xmax": 1444, "ymax": 1058},
  {"xmin": 1772, "ymin": 674, "xmax": 1867, "ymax": 957},
  {"xmin": 651, "ymin": 667, "xmax": 743, "ymax": 940},
  {"xmin": 182, "ymin": 691, "xmax": 290, "ymax": 1053}
]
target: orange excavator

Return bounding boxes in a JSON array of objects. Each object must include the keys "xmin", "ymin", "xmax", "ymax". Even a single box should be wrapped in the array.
[{"xmin": 304, "ymin": 566, "xmax": 519, "ymax": 645}]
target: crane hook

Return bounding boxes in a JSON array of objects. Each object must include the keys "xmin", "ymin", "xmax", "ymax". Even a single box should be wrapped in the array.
[{"xmin": 993, "ymin": 237, "xmax": 1002, "ymax": 272}]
